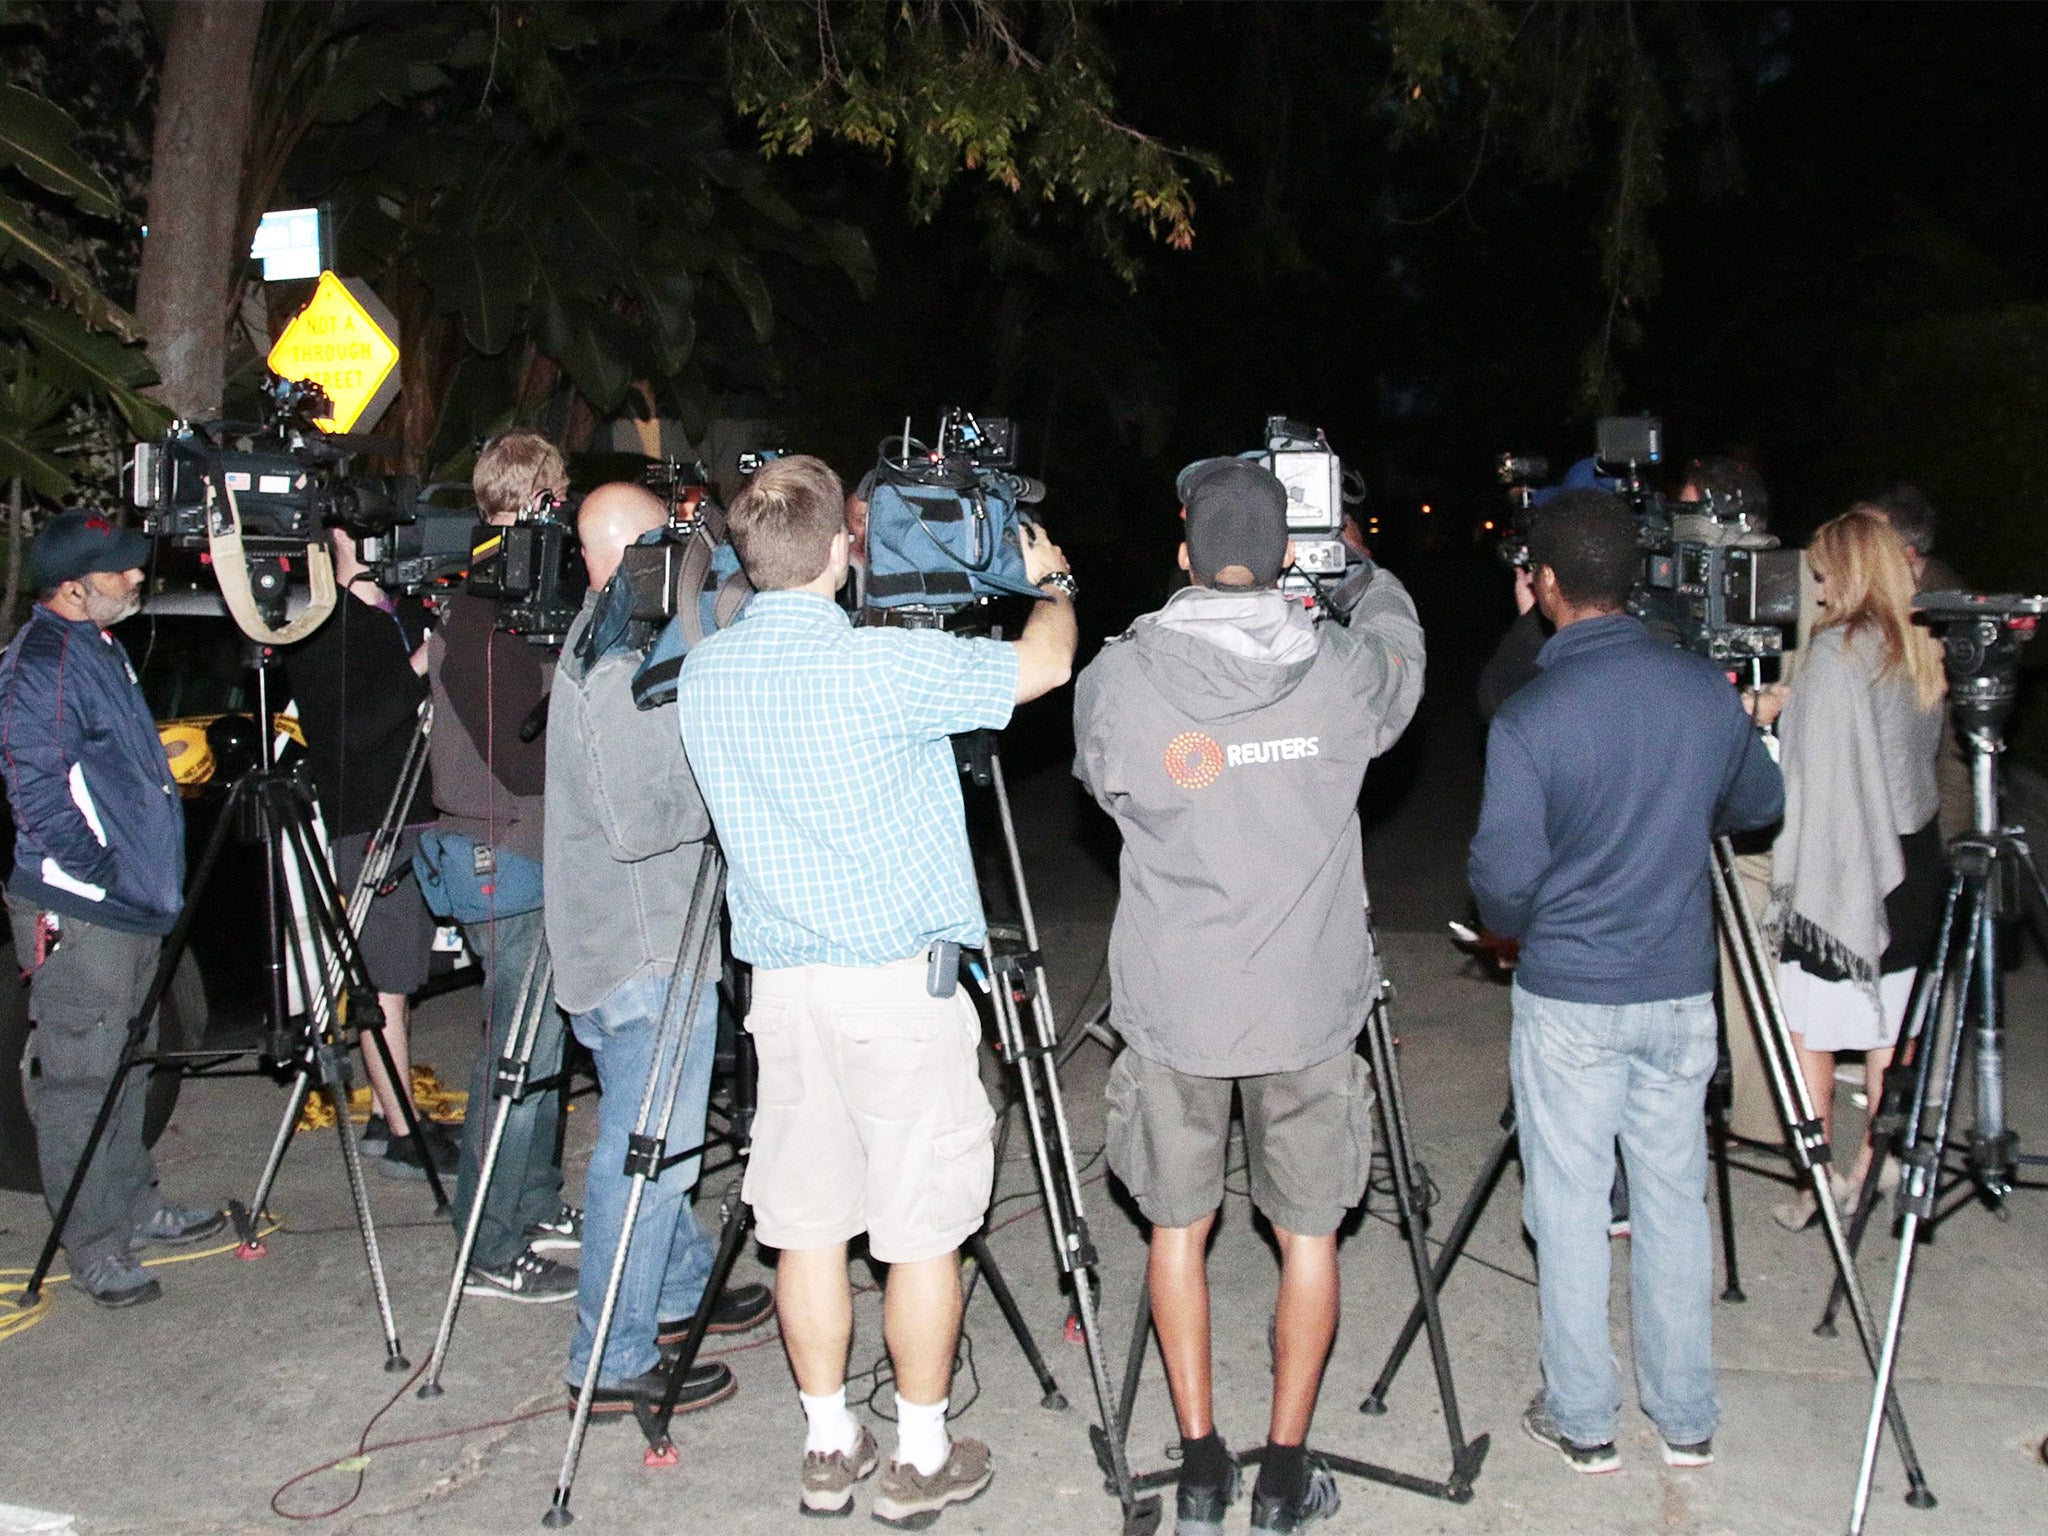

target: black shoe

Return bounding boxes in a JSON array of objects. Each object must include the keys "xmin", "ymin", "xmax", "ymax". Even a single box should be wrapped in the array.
[
  {"xmin": 360, "ymin": 1114, "xmax": 390, "ymax": 1155},
  {"xmin": 463, "ymin": 1246, "xmax": 578, "ymax": 1304},
  {"xmin": 1249, "ymin": 1456, "xmax": 1339, "ymax": 1534},
  {"xmin": 131, "ymin": 1202, "xmax": 227, "ymax": 1247},
  {"xmin": 377, "ymin": 1120, "xmax": 460, "ymax": 1181},
  {"xmin": 1174, "ymin": 1455, "xmax": 1238, "ymax": 1536},
  {"xmin": 656, "ymin": 1280, "xmax": 774, "ymax": 1344},
  {"xmin": 581, "ymin": 1360, "xmax": 736, "ymax": 1421}
]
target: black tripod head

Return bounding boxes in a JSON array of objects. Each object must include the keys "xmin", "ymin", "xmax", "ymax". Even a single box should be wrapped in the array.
[{"xmin": 1915, "ymin": 591, "xmax": 2048, "ymax": 743}]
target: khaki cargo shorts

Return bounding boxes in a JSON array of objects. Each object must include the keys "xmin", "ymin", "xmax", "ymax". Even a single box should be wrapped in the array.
[
  {"xmin": 1105, "ymin": 1044, "xmax": 1377, "ymax": 1236},
  {"xmin": 742, "ymin": 957, "xmax": 995, "ymax": 1264}
]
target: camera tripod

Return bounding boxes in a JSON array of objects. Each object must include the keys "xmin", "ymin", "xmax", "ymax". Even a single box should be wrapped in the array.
[
  {"xmin": 1844, "ymin": 698, "xmax": 2048, "ymax": 1533},
  {"xmin": 1353, "ymin": 837, "xmax": 1933, "ymax": 1510},
  {"xmin": 1096, "ymin": 916, "xmax": 1489, "ymax": 1521},
  {"xmin": 19, "ymin": 665, "xmax": 446, "ymax": 1371},
  {"xmin": 1357, "ymin": 1020, "xmax": 1748, "ymax": 1417}
]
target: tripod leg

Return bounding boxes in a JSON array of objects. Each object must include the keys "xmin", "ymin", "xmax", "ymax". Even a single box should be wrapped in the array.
[
  {"xmin": 1710, "ymin": 1094, "xmax": 1744, "ymax": 1304},
  {"xmin": 965, "ymin": 1232, "xmax": 1066, "ymax": 1409},
  {"xmin": 1711, "ymin": 839, "xmax": 1933, "ymax": 1504},
  {"xmin": 239, "ymin": 1060, "xmax": 316, "ymax": 1250},
  {"xmin": 1361, "ymin": 1000, "xmax": 1484, "ymax": 1496},
  {"xmin": 642, "ymin": 1198, "xmax": 755, "ymax": 1453},
  {"xmin": 317, "ymin": 1036, "xmax": 407, "ymax": 1370},
  {"xmin": 1818, "ymin": 872, "xmax": 1959, "ymax": 1336},
  {"xmin": 1362, "ymin": 1107, "xmax": 1517, "ymax": 1414},
  {"xmin": 277, "ymin": 789, "xmax": 455, "ymax": 1215},
  {"xmin": 419, "ymin": 941, "xmax": 553, "ymax": 1398},
  {"xmin": 1848, "ymin": 882, "xmax": 1984, "ymax": 1531},
  {"xmin": 1114, "ymin": 1269, "xmax": 1153, "ymax": 1450},
  {"xmin": 551, "ymin": 875, "xmax": 727, "ymax": 1527}
]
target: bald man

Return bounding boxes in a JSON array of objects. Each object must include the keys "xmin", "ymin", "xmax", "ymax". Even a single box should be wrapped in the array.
[{"xmin": 543, "ymin": 483, "xmax": 771, "ymax": 1420}]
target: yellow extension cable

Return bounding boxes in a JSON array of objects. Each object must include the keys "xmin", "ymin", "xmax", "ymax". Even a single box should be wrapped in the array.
[{"xmin": 0, "ymin": 1212, "xmax": 287, "ymax": 1344}]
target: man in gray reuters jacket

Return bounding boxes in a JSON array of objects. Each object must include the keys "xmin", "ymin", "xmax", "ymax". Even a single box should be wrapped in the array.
[{"xmin": 1073, "ymin": 458, "xmax": 1424, "ymax": 1536}]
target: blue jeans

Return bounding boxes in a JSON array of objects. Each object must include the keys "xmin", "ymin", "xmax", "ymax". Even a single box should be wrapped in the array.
[
  {"xmin": 453, "ymin": 907, "xmax": 567, "ymax": 1269},
  {"xmin": 565, "ymin": 966, "xmax": 720, "ymax": 1386},
  {"xmin": 1510, "ymin": 982, "xmax": 1720, "ymax": 1448}
]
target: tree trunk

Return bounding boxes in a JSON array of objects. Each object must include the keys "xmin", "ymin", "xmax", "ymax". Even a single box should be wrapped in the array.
[
  {"xmin": 1, "ymin": 478, "xmax": 24, "ymax": 647},
  {"xmin": 134, "ymin": 0, "xmax": 266, "ymax": 419}
]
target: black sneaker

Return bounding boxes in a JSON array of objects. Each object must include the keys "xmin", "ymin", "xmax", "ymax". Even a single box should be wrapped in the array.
[
  {"xmin": 580, "ymin": 1360, "xmax": 736, "ymax": 1421},
  {"xmin": 1661, "ymin": 1435, "xmax": 1714, "ymax": 1468},
  {"xmin": 463, "ymin": 1246, "xmax": 578, "ymax": 1304},
  {"xmin": 656, "ymin": 1280, "xmax": 775, "ymax": 1344},
  {"xmin": 1175, "ymin": 1453, "xmax": 1238, "ymax": 1536},
  {"xmin": 525, "ymin": 1203, "xmax": 583, "ymax": 1254},
  {"xmin": 360, "ymin": 1114, "xmax": 391, "ymax": 1155},
  {"xmin": 1249, "ymin": 1454, "xmax": 1338, "ymax": 1534},
  {"xmin": 1522, "ymin": 1396, "xmax": 1620, "ymax": 1474},
  {"xmin": 378, "ymin": 1120, "xmax": 460, "ymax": 1182}
]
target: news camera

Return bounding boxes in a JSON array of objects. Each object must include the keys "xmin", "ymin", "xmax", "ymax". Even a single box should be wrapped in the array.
[
  {"xmin": 1494, "ymin": 416, "xmax": 1800, "ymax": 664},
  {"xmin": 1257, "ymin": 417, "xmax": 1364, "ymax": 608},
  {"xmin": 864, "ymin": 407, "xmax": 1047, "ymax": 618}
]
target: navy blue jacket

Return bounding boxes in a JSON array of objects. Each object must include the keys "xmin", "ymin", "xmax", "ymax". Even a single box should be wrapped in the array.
[
  {"xmin": 0, "ymin": 606, "xmax": 184, "ymax": 935},
  {"xmin": 1469, "ymin": 613, "xmax": 1783, "ymax": 1004}
]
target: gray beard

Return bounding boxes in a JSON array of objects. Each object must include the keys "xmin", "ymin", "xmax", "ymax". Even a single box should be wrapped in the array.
[{"xmin": 83, "ymin": 588, "xmax": 139, "ymax": 627}]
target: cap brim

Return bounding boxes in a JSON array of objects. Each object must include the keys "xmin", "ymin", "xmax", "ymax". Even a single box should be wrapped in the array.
[{"xmin": 84, "ymin": 530, "xmax": 152, "ymax": 574}]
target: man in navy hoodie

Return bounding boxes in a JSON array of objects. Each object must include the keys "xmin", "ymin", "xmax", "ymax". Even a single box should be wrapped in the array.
[
  {"xmin": 1469, "ymin": 491, "xmax": 1783, "ymax": 1475},
  {"xmin": 0, "ymin": 509, "xmax": 222, "ymax": 1307}
]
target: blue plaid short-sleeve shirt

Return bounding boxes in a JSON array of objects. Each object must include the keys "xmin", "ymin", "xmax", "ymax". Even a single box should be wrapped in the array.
[{"xmin": 675, "ymin": 592, "xmax": 1019, "ymax": 968}]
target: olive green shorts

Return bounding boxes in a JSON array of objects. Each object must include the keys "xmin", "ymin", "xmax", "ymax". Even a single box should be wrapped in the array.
[{"xmin": 1104, "ymin": 1045, "xmax": 1377, "ymax": 1236}]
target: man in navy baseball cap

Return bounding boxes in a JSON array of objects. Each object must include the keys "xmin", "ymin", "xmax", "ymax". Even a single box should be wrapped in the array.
[{"xmin": 29, "ymin": 508, "xmax": 151, "ymax": 625}]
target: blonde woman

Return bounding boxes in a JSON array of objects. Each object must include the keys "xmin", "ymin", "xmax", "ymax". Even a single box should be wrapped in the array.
[{"xmin": 1763, "ymin": 511, "xmax": 1946, "ymax": 1228}]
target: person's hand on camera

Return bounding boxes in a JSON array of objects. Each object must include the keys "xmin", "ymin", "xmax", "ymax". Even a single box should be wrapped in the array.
[
  {"xmin": 1021, "ymin": 522, "xmax": 1071, "ymax": 589},
  {"xmin": 1513, "ymin": 566, "xmax": 1537, "ymax": 616},
  {"xmin": 1743, "ymin": 682, "xmax": 1790, "ymax": 727}
]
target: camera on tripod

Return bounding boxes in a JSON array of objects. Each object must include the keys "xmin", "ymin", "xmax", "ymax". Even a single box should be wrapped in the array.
[
  {"xmin": 864, "ymin": 407, "xmax": 1048, "ymax": 615},
  {"xmin": 1492, "ymin": 416, "xmax": 1800, "ymax": 663},
  {"xmin": 461, "ymin": 491, "xmax": 586, "ymax": 647}
]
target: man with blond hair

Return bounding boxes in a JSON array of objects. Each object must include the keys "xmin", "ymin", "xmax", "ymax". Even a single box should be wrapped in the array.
[{"xmin": 677, "ymin": 454, "xmax": 1076, "ymax": 1525}]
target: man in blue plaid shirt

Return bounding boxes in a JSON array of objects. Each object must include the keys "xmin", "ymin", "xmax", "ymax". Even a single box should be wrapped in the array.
[{"xmin": 677, "ymin": 454, "xmax": 1076, "ymax": 1526}]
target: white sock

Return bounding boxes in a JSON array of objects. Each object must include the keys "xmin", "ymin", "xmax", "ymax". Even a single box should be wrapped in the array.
[
  {"xmin": 894, "ymin": 1393, "xmax": 951, "ymax": 1476},
  {"xmin": 800, "ymin": 1387, "xmax": 860, "ymax": 1457}
]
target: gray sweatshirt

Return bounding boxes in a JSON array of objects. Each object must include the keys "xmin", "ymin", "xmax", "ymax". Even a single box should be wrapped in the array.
[
  {"xmin": 543, "ymin": 595, "xmax": 714, "ymax": 1016},
  {"xmin": 1073, "ymin": 575, "xmax": 1426, "ymax": 1077}
]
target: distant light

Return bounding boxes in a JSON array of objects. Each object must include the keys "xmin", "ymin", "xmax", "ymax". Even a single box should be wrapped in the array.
[
  {"xmin": 1483, "ymin": 520, "xmax": 1495, "ymax": 530},
  {"xmin": 1420, "ymin": 503, "xmax": 1432, "ymax": 515}
]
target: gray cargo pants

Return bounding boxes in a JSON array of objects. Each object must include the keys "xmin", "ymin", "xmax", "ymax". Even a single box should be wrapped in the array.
[{"xmin": 7, "ymin": 902, "xmax": 163, "ymax": 1267}]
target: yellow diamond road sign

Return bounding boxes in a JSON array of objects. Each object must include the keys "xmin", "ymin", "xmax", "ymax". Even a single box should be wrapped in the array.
[{"xmin": 267, "ymin": 271, "xmax": 402, "ymax": 433}]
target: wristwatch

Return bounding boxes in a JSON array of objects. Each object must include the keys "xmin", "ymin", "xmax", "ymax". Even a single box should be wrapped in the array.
[{"xmin": 1037, "ymin": 571, "xmax": 1079, "ymax": 600}]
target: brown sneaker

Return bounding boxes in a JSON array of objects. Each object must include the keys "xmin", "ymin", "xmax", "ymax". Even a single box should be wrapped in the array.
[
  {"xmin": 801, "ymin": 1424, "xmax": 879, "ymax": 1518},
  {"xmin": 872, "ymin": 1437, "xmax": 993, "ymax": 1528}
]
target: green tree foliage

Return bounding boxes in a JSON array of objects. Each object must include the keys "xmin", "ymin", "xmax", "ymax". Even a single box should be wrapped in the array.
[
  {"xmin": 726, "ymin": 1, "xmax": 1221, "ymax": 282},
  {"xmin": 0, "ymin": 76, "xmax": 166, "ymax": 495}
]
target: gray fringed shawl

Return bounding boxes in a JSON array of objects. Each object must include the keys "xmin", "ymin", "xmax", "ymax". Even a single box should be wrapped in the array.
[{"xmin": 1767, "ymin": 626, "xmax": 1933, "ymax": 988}]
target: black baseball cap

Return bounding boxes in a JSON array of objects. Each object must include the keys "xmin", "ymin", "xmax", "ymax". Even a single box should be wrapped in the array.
[
  {"xmin": 1176, "ymin": 457, "xmax": 1288, "ymax": 588},
  {"xmin": 30, "ymin": 507, "xmax": 152, "ymax": 592}
]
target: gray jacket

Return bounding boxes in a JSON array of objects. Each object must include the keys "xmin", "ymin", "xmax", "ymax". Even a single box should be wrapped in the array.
[
  {"xmin": 543, "ymin": 596, "xmax": 714, "ymax": 1016},
  {"xmin": 1073, "ymin": 574, "xmax": 1425, "ymax": 1077}
]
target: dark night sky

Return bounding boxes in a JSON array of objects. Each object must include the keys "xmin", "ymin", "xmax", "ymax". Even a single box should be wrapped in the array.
[{"xmin": 772, "ymin": 2, "xmax": 2048, "ymax": 636}]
